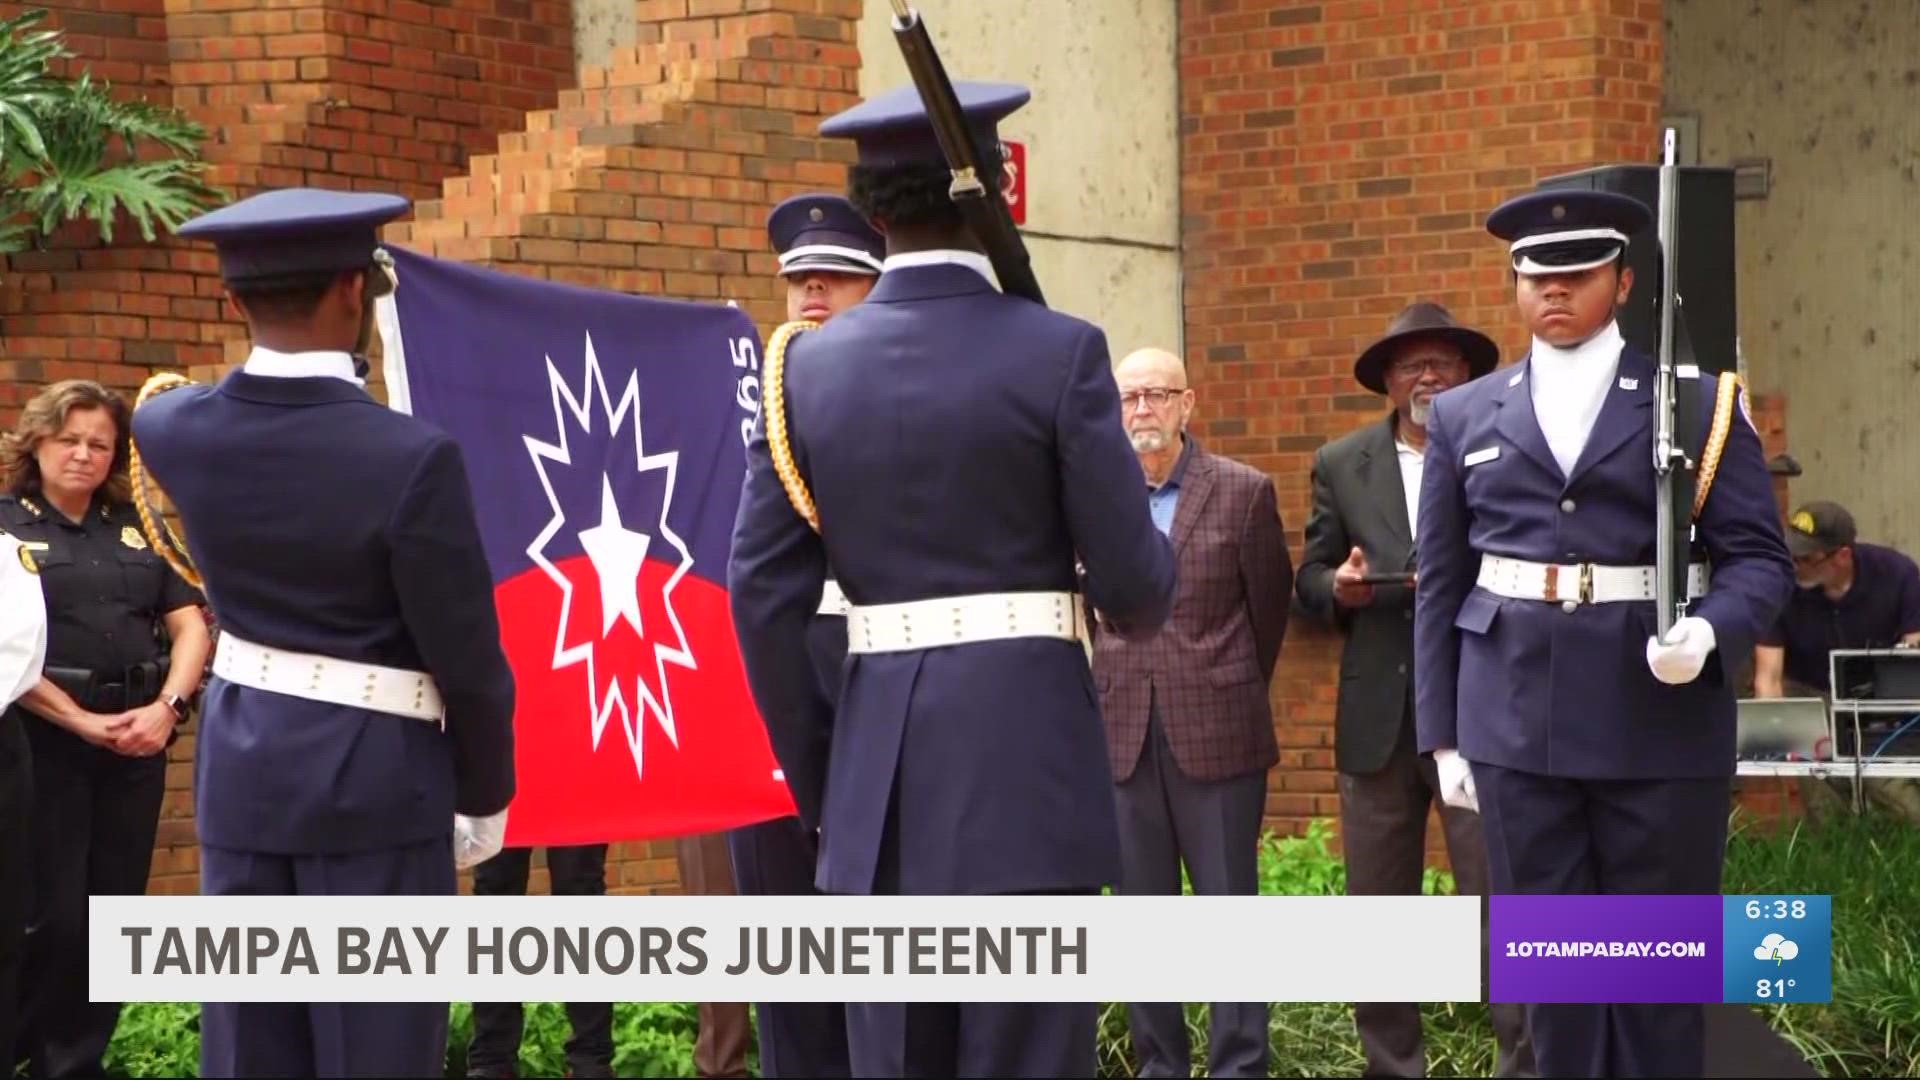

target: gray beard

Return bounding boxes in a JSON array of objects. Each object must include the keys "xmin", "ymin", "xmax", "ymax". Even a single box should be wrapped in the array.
[{"xmin": 1408, "ymin": 398, "xmax": 1432, "ymax": 427}]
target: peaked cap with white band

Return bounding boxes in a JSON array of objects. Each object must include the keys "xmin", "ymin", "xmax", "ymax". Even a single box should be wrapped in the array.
[
  {"xmin": 767, "ymin": 193, "xmax": 885, "ymax": 277},
  {"xmin": 1486, "ymin": 188, "xmax": 1652, "ymax": 275}
]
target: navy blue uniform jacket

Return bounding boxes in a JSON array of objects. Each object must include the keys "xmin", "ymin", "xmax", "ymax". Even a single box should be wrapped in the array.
[
  {"xmin": 1414, "ymin": 347, "xmax": 1793, "ymax": 779},
  {"xmin": 131, "ymin": 370, "xmax": 516, "ymax": 854},
  {"xmin": 728, "ymin": 261, "xmax": 1176, "ymax": 895}
]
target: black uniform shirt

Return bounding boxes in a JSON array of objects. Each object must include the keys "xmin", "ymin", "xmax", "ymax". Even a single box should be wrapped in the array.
[{"xmin": 0, "ymin": 493, "xmax": 202, "ymax": 676}]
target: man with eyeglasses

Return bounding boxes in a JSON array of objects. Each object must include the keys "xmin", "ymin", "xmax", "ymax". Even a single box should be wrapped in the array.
[
  {"xmin": 1296, "ymin": 302, "xmax": 1533, "ymax": 1078},
  {"xmin": 1092, "ymin": 346, "xmax": 1291, "ymax": 1080},
  {"xmin": 1753, "ymin": 500, "xmax": 1920, "ymax": 822}
]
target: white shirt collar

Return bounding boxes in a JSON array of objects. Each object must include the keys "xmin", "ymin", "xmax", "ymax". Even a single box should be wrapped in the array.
[
  {"xmin": 1526, "ymin": 319, "xmax": 1624, "ymax": 475},
  {"xmin": 1529, "ymin": 318, "xmax": 1624, "ymax": 371},
  {"xmin": 243, "ymin": 346, "xmax": 363, "ymax": 387},
  {"xmin": 881, "ymin": 248, "xmax": 996, "ymax": 285}
]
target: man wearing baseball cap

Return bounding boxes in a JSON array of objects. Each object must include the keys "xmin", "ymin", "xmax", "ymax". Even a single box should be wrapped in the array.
[{"xmin": 1753, "ymin": 500, "xmax": 1920, "ymax": 821}]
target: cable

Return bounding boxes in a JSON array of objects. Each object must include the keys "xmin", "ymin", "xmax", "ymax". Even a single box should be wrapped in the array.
[{"xmin": 1866, "ymin": 711, "xmax": 1920, "ymax": 762}]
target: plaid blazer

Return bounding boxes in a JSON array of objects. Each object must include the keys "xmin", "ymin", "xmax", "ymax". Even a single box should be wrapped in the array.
[{"xmin": 1090, "ymin": 438, "xmax": 1292, "ymax": 783}]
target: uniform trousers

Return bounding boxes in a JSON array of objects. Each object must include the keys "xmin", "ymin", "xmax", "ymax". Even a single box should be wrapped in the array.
[
  {"xmin": 17, "ymin": 716, "xmax": 166, "ymax": 1078},
  {"xmin": 0, "ymin": 713, "xmax": 31, "ymax": 1077},
  {"xmin": 1113, "ymin": 705, "xmax": 1269, "ymax": 1079},
  {"xmin": 1339, "ymin": 714, "xmax": 1534, "ymax": 1078},
  {"xmin": 726, "ymin": 815, "xmax": 852, "ymax": 1078},
  {"xmin": 466, "ymin": 845, "xmax": 614, "ymax": 1078},
  {"xmin": 844, "ymin": 777, "xmax": 1100, "ymax": 1079},
  {"xmin": 676, "ymin": 831, "xmax": 752, "ymax": 1079},
  {"xmin": 198, "ymin": 838, "xmax": 455, "ymax": 1078},
  {"xmin": 1475, "ymin": 762, "xmax": 1730, "ymax": 1078}
]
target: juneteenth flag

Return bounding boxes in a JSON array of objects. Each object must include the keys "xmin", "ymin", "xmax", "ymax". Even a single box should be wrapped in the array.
[{"xmin": 374, "ymin": 246, "xmax": 796, "ymax": 847}]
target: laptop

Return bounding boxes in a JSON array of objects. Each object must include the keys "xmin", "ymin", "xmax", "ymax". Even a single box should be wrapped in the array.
[{"xmin": 1735, "ymin": 698, "xmax": 1832, "ymax": 761}]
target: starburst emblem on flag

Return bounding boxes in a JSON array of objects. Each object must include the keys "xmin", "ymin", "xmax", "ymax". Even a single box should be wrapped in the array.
[{"xmin": 524, "ymin": 331, "xmax": 697, "ymax": 780}]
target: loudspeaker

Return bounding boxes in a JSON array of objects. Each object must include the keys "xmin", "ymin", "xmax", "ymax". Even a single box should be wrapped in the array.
[{"xmin": 1535, "ymin": 164, "xmax": 1738, "ymax": 374}]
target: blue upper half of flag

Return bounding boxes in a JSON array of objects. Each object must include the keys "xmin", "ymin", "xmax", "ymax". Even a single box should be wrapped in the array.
[{"xmin": 382, "ymin": 245, "xmax": 764, "ymax": 591}]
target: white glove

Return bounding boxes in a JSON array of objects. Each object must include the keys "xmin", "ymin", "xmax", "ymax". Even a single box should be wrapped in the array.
[
  {"xmin": 453, "ymin": 809, "xmax": 509, "ymax": 870},
  {"xmin": 1434, "ymin": 748, "xmax": 1478, "ymax": 813},
  {"xmin": 1646, "ymin": 615, "xmax": 1717, "ymax": 685}
]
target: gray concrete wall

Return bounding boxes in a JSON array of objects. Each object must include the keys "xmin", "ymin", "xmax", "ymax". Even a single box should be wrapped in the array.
[
  {"xmin": 1665, "ymin": 0, "xmax": 1920, "ymax": 551},
  {"xmin": 857, "ymin": 0, "xmax": 1184, "ymax": 366},
  {"xmin": 574, "ymin": 0, "xmax": 636, "ymax": 71}
]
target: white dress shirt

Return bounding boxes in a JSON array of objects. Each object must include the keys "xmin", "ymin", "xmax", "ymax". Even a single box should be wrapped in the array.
[
  {"xmin": 881, "ymin": 248, "xmax": 996, "ymax": 285},
  {"xmin": 1528, "ymin": 319, "xmax": 1624, "ymax": 476},
  {"xmin": 243, "ymin": 346, "xmax": 363, "ymax": 386},
  {"xmin": 1395, "ymin": 437, "xmax": 1423, "ymax": 535}
]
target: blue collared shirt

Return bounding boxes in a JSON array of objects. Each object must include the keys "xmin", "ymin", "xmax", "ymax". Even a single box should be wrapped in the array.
[{"xmin": 1146, "ymin": 438, "xmax": 1194, "ymax": 537}]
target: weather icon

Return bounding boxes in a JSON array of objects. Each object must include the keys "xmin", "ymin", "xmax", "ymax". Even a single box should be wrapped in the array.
[{"xmin": 1755, "ymin": 933, "xmax": 1800, "ymax": 965}]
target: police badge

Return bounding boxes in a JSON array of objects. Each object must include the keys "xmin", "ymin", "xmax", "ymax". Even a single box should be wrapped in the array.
[{"xmin": 121, "ymin": 525, "xmax": 148, "ymax": 551}]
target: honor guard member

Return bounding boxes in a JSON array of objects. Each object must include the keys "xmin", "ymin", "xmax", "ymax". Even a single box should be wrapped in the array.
[
  {"xmin": 129, "ymin": 188, "xmax": 518, "ymax": 1079},
  {"xmin": 728, "ymin": 82, "xmax": 1176, "ymax": 1078},
  {"xmin": 714, "ymin": 191, "xmax": 884, "ymax": 1080},
  {"xmin": 0, "ymin": 524, "xmax": 47, "ymax": 1076},
  {"xmin": 1414, "ymin": 188, "xmax": 1794, "ymax": 1078}
]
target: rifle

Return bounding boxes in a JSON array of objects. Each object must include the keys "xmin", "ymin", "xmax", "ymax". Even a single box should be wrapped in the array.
[
  {"xmin": 887, "ymin": 0, "xmax": 1046, "ymax": 306},
  {"xmin": 1652, "ymin": 128, "xmax": 1700, "ymax": 641}
]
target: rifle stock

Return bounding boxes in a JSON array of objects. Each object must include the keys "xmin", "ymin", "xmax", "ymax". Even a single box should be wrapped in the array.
[{"xmin": 887, "ymin": 0, "xmax": 1046, "ymax": 306}]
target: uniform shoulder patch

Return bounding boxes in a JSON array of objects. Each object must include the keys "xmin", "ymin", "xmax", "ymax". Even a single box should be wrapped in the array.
[{"xmin": 17, "ymin": 541, "xmax": 38, "ymax": 575}]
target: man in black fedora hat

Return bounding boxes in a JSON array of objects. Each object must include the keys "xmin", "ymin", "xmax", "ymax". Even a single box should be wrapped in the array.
[{"xmin": 1298, "ymin": 301, "xmax": 1533, "ymax": 1078}]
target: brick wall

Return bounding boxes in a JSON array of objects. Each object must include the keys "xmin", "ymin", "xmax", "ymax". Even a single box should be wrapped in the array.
[
  {"xmin": 0, "ymin": 0, "xmax": 577, "ymax": 421},
  {"xmin": 0, "ymin": 0, "xmax": 574, "ymax": 893},
  {"xmin": 1178, "ymin": 0, "xmax": 1686, "ymax": 860}
]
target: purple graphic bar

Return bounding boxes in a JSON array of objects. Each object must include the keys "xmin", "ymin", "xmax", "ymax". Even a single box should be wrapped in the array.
[{"xmin": 1490, "ymin": 895, "xmax": 1722, "ymax": 1003}]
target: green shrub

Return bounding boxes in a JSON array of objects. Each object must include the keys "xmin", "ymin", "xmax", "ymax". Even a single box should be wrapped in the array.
[
  {"xmin": 1721, "ymin": 811, "xmax": 1920, "ymax": 1077},
  {"xmin": 97, "ymin": 813, "xmax": 1919, "ymax": 1078}
]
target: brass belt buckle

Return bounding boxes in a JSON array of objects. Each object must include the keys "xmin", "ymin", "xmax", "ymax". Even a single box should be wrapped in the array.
[{"xmin": 1578, "ymin": 563, "xmax": 1594, "ymax": 604}]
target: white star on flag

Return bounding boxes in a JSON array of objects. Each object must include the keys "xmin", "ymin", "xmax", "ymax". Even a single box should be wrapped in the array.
[
  {"xmin": 577, "ymin": 475, "xmax": 651, "ymax": 637},
  {"xmin": 523, "ymin": 331, "xmax": 698, "ymax": 780}
]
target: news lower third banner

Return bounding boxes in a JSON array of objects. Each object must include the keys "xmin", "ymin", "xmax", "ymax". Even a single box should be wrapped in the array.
[
  {"xmin": 90, "ymin": 896, "xmax": 1482, "ymax": 1004},
  {"xmin": 1490, "ymin": 894, "xmax": 1833, "ymax": 1004}
]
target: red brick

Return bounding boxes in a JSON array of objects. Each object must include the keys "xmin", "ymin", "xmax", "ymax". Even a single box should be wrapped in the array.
[{"xmin": 1176, "ymin": 0, "xmax": 1743, "ymax": 851}]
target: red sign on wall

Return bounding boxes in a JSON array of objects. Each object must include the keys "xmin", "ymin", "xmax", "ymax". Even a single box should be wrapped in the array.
[{"xmin": 1003, "ymin": 140, "xmax": 1026, "ymax": 226}]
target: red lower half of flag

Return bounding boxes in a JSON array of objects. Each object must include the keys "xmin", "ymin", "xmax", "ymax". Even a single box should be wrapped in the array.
[{"xmin": 491, "ymin": 557, "xmax": 797, "ymax": 848}]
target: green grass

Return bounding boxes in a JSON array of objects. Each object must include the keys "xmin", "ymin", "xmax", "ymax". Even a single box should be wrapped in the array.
[
  {"xmin": 92, "ymin": 813, "xmax": 1918, "ymax": 1078},
  {"xmin": 1719, "ymin": 810, "xmax": 1920, "ymax": 1077}
]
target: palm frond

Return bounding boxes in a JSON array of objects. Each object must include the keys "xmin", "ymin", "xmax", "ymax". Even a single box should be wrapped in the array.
[
  {"xmin": 0, "ymin": 6, "xmax": 226, "ymax": 257},
  {"xmin": 19, "ymin": 159, "xmax": 219, "ymax": 245},
  {"xmin": 60, "ymin": 71, "xmax": 209, "ymax": 158}
]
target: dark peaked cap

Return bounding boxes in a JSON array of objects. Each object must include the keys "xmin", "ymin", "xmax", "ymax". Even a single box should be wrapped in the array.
[
  {"xmin": 1485, "ymin": 188, "xmax": 1651, "ymax": 276},
  {"xmin": 767, "ymin": 193, "xmax": 885, "ymax": 277},
  {"xmin": 176, "ymin": 187, "xmax": 411, "ymax": 289},
  {"xmin": 818, "ymin": 80, "xmax": 1029, "ymax": 168}
]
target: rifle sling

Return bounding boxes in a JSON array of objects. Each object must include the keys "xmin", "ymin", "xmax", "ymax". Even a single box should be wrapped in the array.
[{"xmin": 1671, "ymin": 304, "xmax": 1750, "ymax": 525}]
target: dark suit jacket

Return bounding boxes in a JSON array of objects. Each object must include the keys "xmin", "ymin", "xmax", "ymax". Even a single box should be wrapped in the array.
[
  {"xmin": 1091, "ymin": 437, "xmax": 1291, "ymax": 783},
  {"xmin": 1296, "ymin": 413, "xmax": 1420, "ymax": 776}
]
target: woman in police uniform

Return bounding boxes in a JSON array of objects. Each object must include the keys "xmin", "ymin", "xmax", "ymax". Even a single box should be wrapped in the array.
[{"xmin": 0, "ymin": 379, "xmax": 209, "ymax": 1078}]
